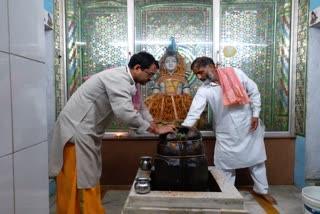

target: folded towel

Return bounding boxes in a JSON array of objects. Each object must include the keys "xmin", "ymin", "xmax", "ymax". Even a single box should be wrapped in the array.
[{"xmin": 217, "ymin": 67, "xmax": 250, "ymax": 106}]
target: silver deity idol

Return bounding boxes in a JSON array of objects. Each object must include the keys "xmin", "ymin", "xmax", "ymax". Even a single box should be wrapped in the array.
[
  {"xmin": 139, "ymin": 156, "xmax": 152, "ymax": 171},
  {"xmin": 134, "ymin": 177, "xmax": 151, "ymax": 194}
]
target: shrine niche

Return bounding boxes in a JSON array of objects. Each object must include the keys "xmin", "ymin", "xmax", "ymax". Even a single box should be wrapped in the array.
[{"xmin": 145, "ymin": 38, "xmax": 193, "ymax": 126}]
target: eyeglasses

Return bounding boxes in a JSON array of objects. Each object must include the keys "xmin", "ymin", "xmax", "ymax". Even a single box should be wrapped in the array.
[{"xmin": 142, "ymin": 69, "xmax": 156, "ymax": 78}]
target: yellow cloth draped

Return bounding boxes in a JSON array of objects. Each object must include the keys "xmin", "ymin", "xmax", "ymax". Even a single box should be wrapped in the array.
[{"xmin": 56, "ymin": 143, "xmax": 105, "ymax": 214}]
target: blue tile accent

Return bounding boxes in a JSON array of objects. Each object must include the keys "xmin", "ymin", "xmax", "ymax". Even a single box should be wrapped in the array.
[
  {"xmin": 49, "ymin": 179, "xmax": 56, "ymax": 195},
  {"xmin": 310, "ymin": 0, "xmax": 320, "ymax": 11},
  {"xmin": 294, "ymin": 135, "xmax": 307, "ymax": 189}
]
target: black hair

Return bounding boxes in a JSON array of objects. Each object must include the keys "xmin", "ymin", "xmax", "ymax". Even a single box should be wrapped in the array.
[
  {"xmin": 165, "ymin": 48, "xmax": 178, "ymax": 58},
  {"xmin": 128, "ymin": 52, "xmax": 159, "ymax": 70},
  {"xmin": 190, "ymin": 56, "xmax": 215, "ymax": 70}
]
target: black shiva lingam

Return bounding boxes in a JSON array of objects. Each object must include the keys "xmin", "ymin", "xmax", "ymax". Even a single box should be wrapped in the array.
[{"xmin": 152, "ymin": 126, "xmax": 208, "ymax": 191}]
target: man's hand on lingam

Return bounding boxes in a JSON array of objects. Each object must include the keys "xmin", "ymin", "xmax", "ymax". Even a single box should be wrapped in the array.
[
  {"xmin": 148, "ymin": 123, "xmax": 176, "ymax": 134},
  {"xmin": 157, "ymin": 124, "xmax": 176, "ymax": 134}
]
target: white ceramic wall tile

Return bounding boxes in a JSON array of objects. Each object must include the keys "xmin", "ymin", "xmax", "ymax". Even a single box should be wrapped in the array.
[
  {"xmin": 14, "ymin": 142, "xmax": 49, "ymax": 214},
  {"xmin": 0, "ymin": 52, "xmax": 12, "ymax": 157},
  {"xmin": 0, "ymin": 0, "xmax": 9, "ymax": 52},
  {"xmin": 306, "ymin": 28, "xmax": 320, "ymax": 178},
  {"xmin": 45, "ymin": 31, "xmax": 56, "ymax": 146},
  {"xmin": 8, "ymin": 0, "xmax": 45, "ymax": 62},
  {"xmin": 0, "ymin": 155, "xmax": 14, "ymax": 214},
  {"xmin": 11, "ymin": 56, "xmax": 47, "ymax": 151}
]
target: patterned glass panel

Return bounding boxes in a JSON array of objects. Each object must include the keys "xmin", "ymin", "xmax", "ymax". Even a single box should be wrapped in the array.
[
  {"xmin": 221, "ymin": 0, "xmax": 272, "ymax": 2},
  {"xmin": 136, "ymin": 0, "xmax": 212, "ymax": 4},
  {"xmin": 61, "ymin": 0, "xmax": 295, "ymax": 133},
  {"xmin": 137, "ymin": 4, "xmax": 212, "ymax": 93},
  {"xmin": 80, "ymin": 1, "xmax": 128, "ymax": 131},
  {"xmin": 220, "ymin": 0, "xmax": 291, "ymax": 131},
  {"xmin": 295, "ymin": 0, "xmax": 309, "ymax": 136},
  {"xmin": 54, "ymin": 0, "xmax": 64, "ymax": 117},
  {"xmin": 136, "ymin": 3, "xmax": 213, "ymax": 130},
  {"xmin": 220, "ymin": 2, "xmax": 274, "ymax": 130},
  {"xmin": 273, "ymin": 0, "xmax": 291, "ymax": 131},
  {"xmin": 81, "ymin": 3, "xmax": 128, "ymax": 77},
  {"xmin": 66, "ymin": 0, "xmax": 81, "ymax": 96},
  {"xmin": 81, "ymin": 0, "xmax": 125, "ymax": 6}
]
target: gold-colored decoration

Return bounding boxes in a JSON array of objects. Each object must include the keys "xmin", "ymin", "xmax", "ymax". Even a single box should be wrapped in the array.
[
  {"xmin": 223, "ymin": 45, "xmax": 237, "ymax": 58},
  {"xmin": 146, "ymin": 93, "xmax": 193, "ymax": 125},
  {"xmin": 145, "ymin": 50, "xmax": 193, "ymax": 125}
]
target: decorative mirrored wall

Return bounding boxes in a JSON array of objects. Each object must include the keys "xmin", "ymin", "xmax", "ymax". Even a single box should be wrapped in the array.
[
  {"xmin": 135, "ymin": 0, "xmax": 214, "ymax": 130},
  {"xmin": 295, "ymin": 0, "xmax": 309, "ymax": 136},
  {"xmin": 219, "ymin": 0, "xmax": 292, "ymax": 131},
  {"xmin": 56, "ymin": 0, "xmax": 296, "ymax": 133},
  {"xmin": 80, "ymin": 1, "xmax": 128, "ymax": 77}
]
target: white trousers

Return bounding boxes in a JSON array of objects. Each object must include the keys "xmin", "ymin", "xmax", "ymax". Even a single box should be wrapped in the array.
[{"xmin": 219, "ymin": 162, "xmax": 269, "ymax": 194}]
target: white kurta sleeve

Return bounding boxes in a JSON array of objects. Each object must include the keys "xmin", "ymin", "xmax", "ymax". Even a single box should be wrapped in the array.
[
  {"xmin": 235, "ymin": 68, "xmax": 261, "ymax": 118},
  {"xmin": 182, "ymin": 88, "xmax": 207, "ymax": 127}
]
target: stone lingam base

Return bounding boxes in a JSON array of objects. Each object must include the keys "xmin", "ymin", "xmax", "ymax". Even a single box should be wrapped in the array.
[{"xmin": 122, "ymin": 166, "xmax": 249, "ymax": 214}]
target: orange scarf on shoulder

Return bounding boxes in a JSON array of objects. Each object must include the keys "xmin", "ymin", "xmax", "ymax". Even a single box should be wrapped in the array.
[{"xmin": 216, "ymin": 67, "xmax": 250, "ymax": 106}]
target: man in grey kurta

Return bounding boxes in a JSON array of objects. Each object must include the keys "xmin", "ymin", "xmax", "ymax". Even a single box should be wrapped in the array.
[
  {"xmin": 49, "ymin": 52, "xmax": 174, "ymax": 192},
  {"xmin": 182, "ymin": 56, "xmax": 277, "ymax": 205}
]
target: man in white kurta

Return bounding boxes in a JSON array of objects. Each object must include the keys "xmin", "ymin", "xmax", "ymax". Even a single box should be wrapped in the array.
[
  {"xmin": 182, "ymin": 56, "xmax": 277, "ymax": 205},
  {"xmin": 49, "ymin": 52, "xmax": 174, "ymax": 213}
]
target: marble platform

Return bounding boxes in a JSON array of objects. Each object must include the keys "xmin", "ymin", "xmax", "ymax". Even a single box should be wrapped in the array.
[{"xmin": 122, "ymin": 166, "xmax": 249, "ymax": 213}]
